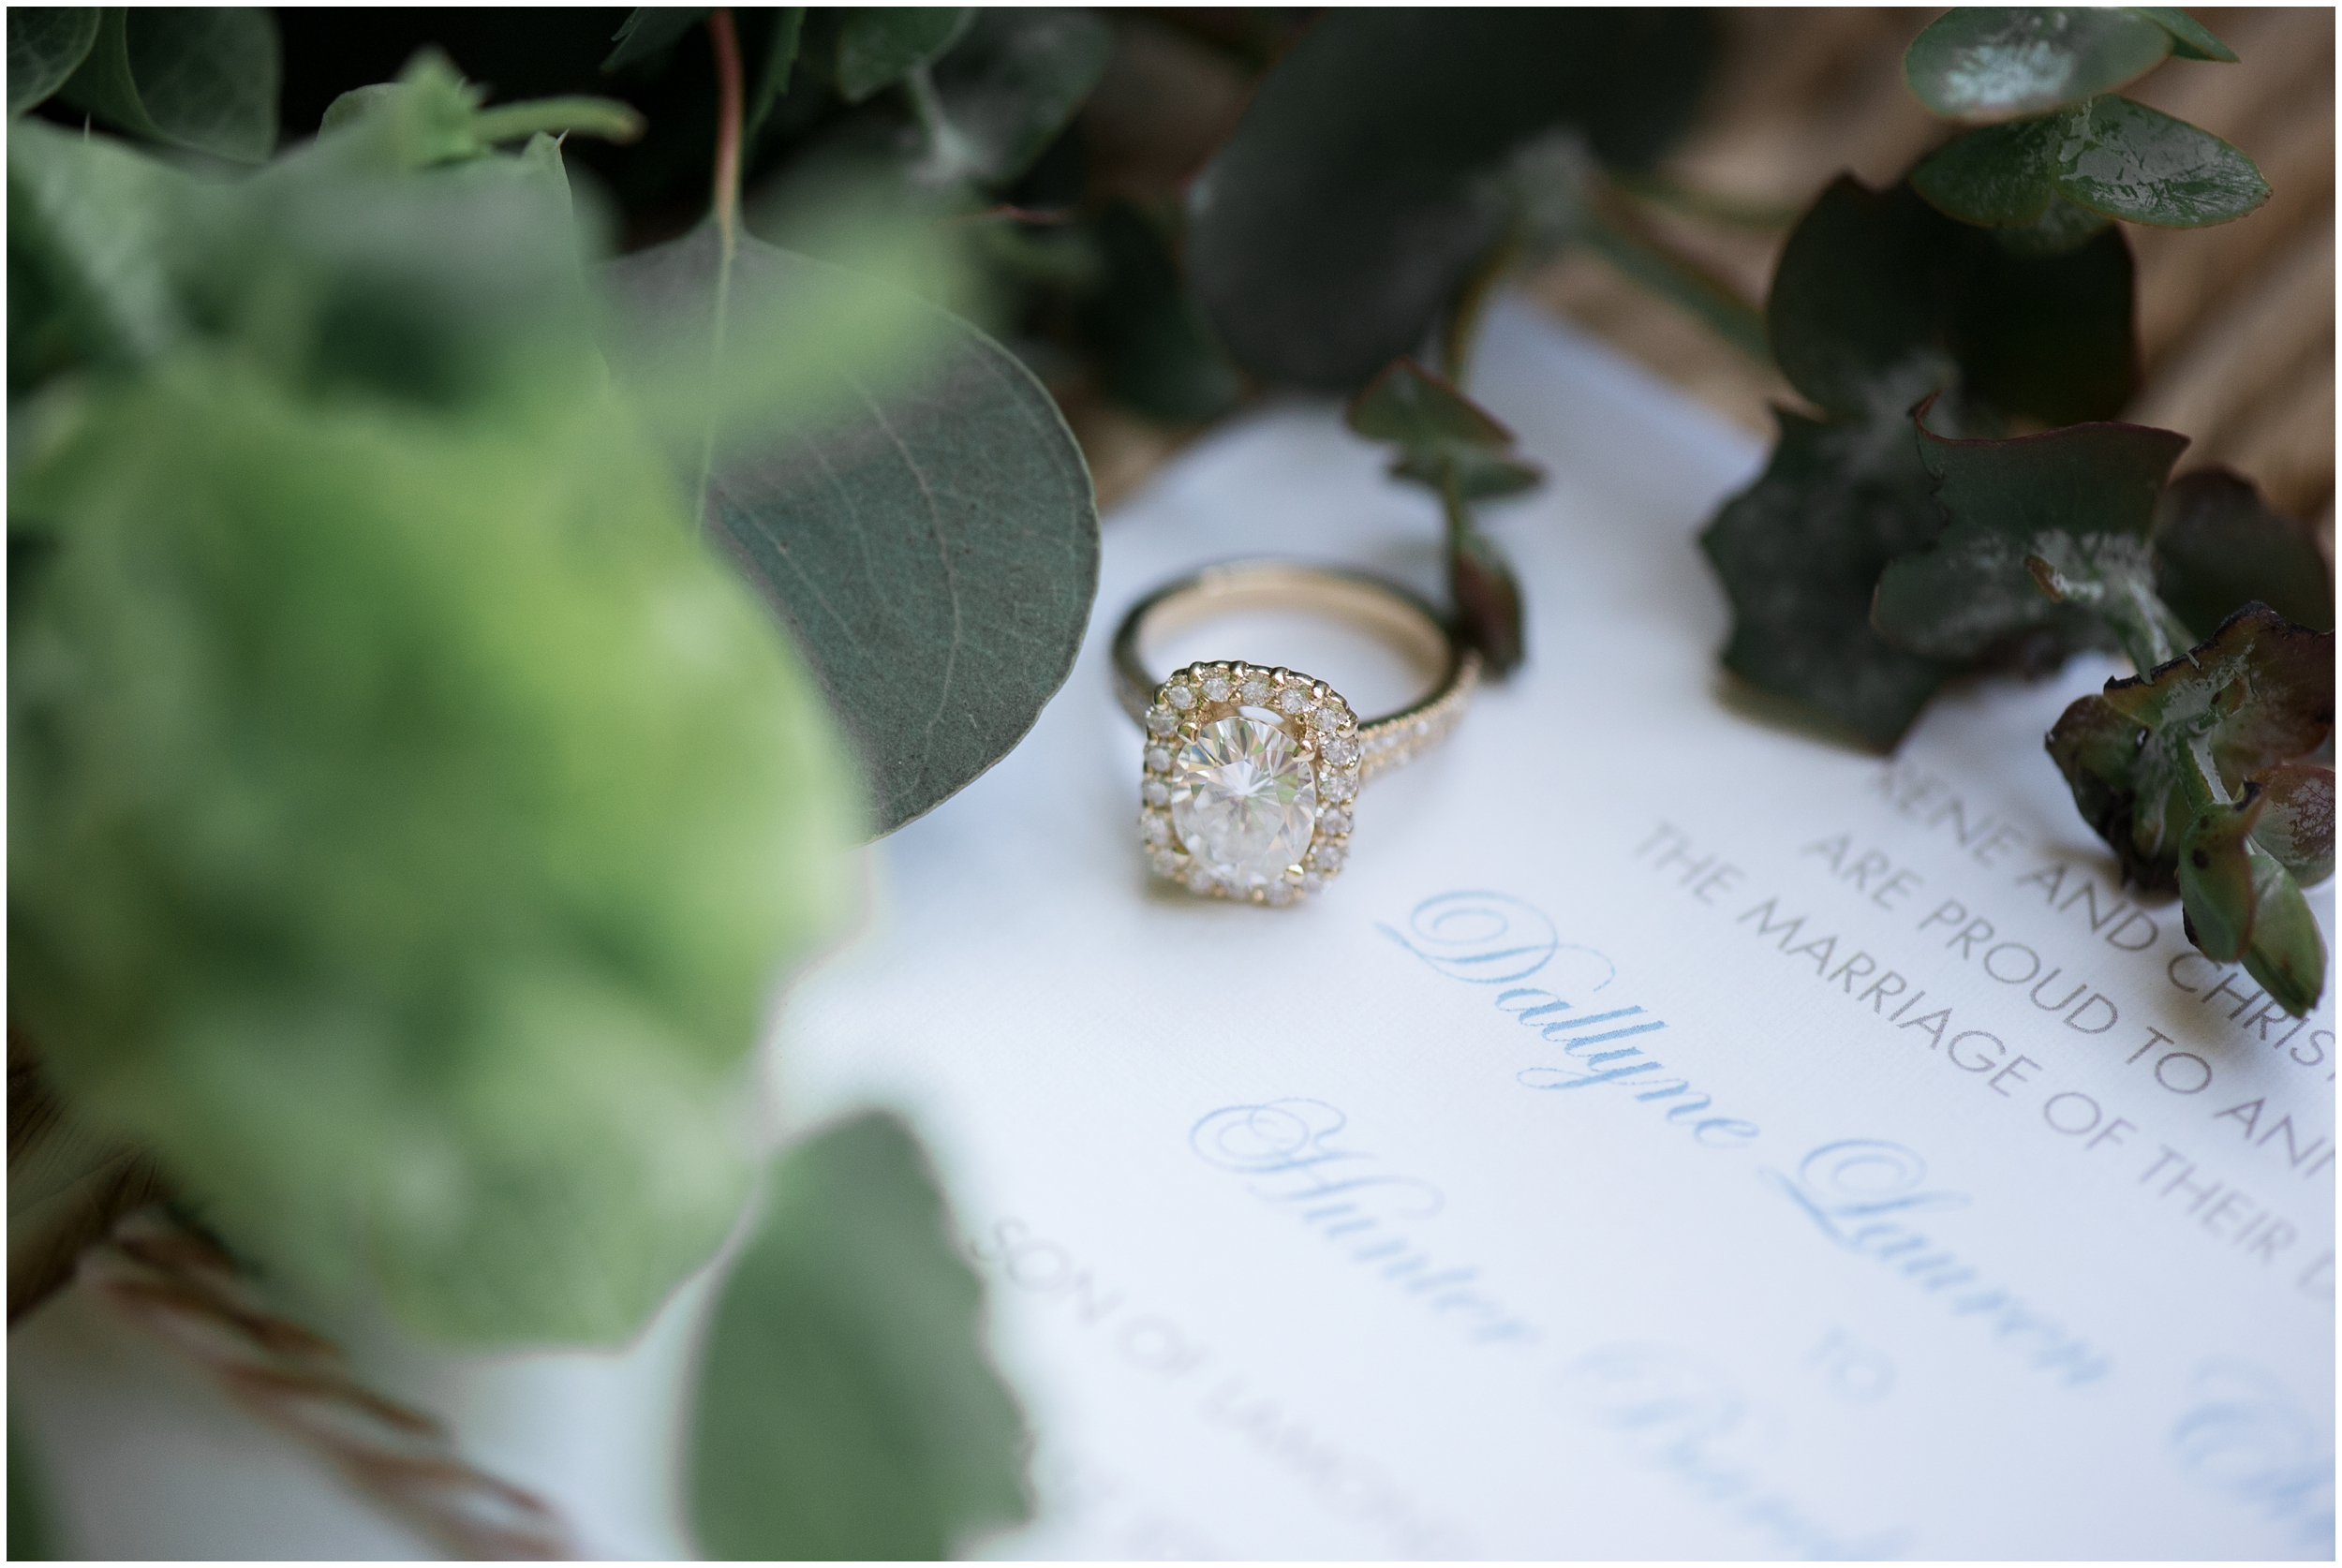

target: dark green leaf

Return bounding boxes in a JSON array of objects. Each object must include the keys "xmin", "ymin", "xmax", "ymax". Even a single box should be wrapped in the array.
[
  {"xmin": 835, "ymin": 7, "xmax": 972, "ymax": 104},
  {"xmin": 689, "ymin": 1113, "xmax": 1030, "ymax": 1560},
  {"xmin": 2178, "ymin": 797, "xmax": 2325, "ymax": 1014},
  {"xmin": 1075, "ymin": 202, "xmax": 1240, "ymax": 424},
  {"xmin": 1768, "ymin": 177, "xmax": 2136, "ymax": 426},
  {"xmin": 1186, "ymin": 9, "xmax": 1715, "ymax": 390},
  {"xmin": 2048, "ymin": 604, "xmax": 2334, "ymax": 890},
  {"xmin": 7, "ymin": 117, "xmax": 190, "ymax": 377},
  {"xmin": 7, "ymin": 7, "xmax": 98, "ymax": 114},
  {"xmin": 744, "ymin": 7, "xmax": 806, "ymax": 145},
  {"xmin": 601, "ymin": 7, "xmax": 706, "ymax": 74},
  {"xmin": 2246, "ymin": 762, "xmax": 2335, "ymax": 888},
  {"xmin": 2154, "ymin": 466, "xmax": 2335, "ymax": 639},
  {"xmin": 1451, "ymin": 525, "xmax": 1525, "ymax": 676},
  {"xmin": 1699, "ymin": 407, "xmax": 1952, "ymax": 750},
  {"xmin": 926, "ymin": 7, "xmax": 1111, "ymax": 187},
  {"xmin": 58, "ymin": 7, "xmax": 279, "ymax": 164},
  {"xmin": 605, "ymin": 228, "xmax": 1099, "ymax": 835},
  {"xmin": 1877, "ymin": 412, "xmax": 2192, "ymax": 663},
  {"xmin": 1914, "ymin": 96, "xmax": 2268, "ymax": 232},
  {"xmin": 1348, "ymin": 355, "xmax": 1514, "ymax": 448},
  {"xmin": 1994, "ymin": 194, "xmax": 2113, "ymax": 256},
  {"xmin": 1905, "ymin": 7, "xmax": 2172, "ymax": 121},
  {"xmin": 2128, "ymin": 7, "xmax": 2238, "ymax": 63},
  {"xmin": 1391, "ymin": 446, "xmax": 1544, "ymax": 502}
]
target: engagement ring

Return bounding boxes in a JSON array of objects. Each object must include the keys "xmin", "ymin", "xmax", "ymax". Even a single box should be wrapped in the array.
[{"xmin": 1113, "ymin": 560, "xmax": 1480, "ymax": 905}]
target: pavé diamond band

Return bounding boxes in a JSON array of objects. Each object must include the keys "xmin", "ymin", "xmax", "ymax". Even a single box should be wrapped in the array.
[{"xmin": 1112, "ymin": 560, "xmax": 1481, "ymax": 905}]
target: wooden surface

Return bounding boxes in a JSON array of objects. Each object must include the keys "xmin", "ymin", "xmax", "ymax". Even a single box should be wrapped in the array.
[{"xmin": 1523, "ymin": 6, "xmax": 2335, "ymax": 528}]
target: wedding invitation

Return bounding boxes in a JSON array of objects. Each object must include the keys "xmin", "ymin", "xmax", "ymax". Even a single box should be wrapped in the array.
[{"xmin": 780, "ymin": 297, "xmax": 2335, "ymax": 1561}]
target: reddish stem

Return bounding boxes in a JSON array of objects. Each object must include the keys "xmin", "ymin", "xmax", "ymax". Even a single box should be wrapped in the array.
[{"xmin": 707, "ymin": 8, "xmax": 744, "ymax": 243}]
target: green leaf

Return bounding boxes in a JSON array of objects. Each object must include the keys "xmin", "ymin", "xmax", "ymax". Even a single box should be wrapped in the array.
[
  {"xmin": 835, "ymin": 7, "xmax": 972, "ymax": 104},
  {"xmin": 602, "ymin": 7, "xmax": 706, "ymax": 74},
  {"xmin": 1915, "ymin": 96, "xmax": 2268, "ymax": 232},
  {"xmin": 7, "ymin": 117, "xmax": 191, "ymax": 378},
  {"xmin": 1699, "ymin": 408, "xmax": 1952, "ymax": 750},
  {"xmin": 2047, "ymin": 604, "xmax": 2333, "ymax": 891},
  {"xmin": 1075, "ymin": 201, "xmax": 1241, "ymax": 423},
  {"xmin": 1768, "ymin": 177, "xmax": 2137, "ymax": 427},
  {"xmin": 1876, "ymin": 411, "xmax": 2192, "ymax": 664},
  {"xmin": 2245, "ymin": 762, "xmax": 2335, "ymax": 888},
  {"xmin": 605, "ymin": 228, "xmax": 1099, "ymax": 835},
  {"xmin": 1186, "ymin": 9, "xmax": 1715, "ymax": 390},
  {"xmin": 1904, "ymin": 7, "xmax": 2173, "ymax": 121},
  {"xmin": 2177, "ymin": 795, "xmax": 2326, "ymax": 1014},
  {"xmin": 1348, "ymin": 355, "xmax": 1515, "ymax": 449},
  {"xmin": 924, "ymin": 7, "xmax": 1111, "ymax": 187},
  {"xmin": 2154, "ymin": 466, "xmax": 2335, "ymax": 639},
  {"xmin": 689, "ymin": 1112, "xmax": 1030, "ymax": 1560},
  {"xmin": 57, "ymin": 7, "xmax": 279, "ymax": 164},
  {"xmin": 744, "ymin": 7, "xmax": 806, "ymax": 146},
  {"xmin": 2128, "ymin": 7, "xmax": 2238, "ymax": 63},
  {"xmin": 7, "ymin": 7, "xmax": 99, "ymax": 114},
  {"xmin": 319, "ymin": 58, "xmax": 644, "ymax": 161}
]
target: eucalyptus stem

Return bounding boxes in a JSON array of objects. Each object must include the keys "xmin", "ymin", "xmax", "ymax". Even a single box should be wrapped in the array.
[
  {"xmin": 468, "ymin": 96, "xmax": 645, "ymax": 148},
  {"xmin": 1574, "ymin": 190, "xmax": 1771, "ymax": 368},
  {"xmin": 1439, "ymin": 229, "xmax": 1523, "ymax": 388},
  {"xmin": 694, "ymin": 8, "xmax": 746, "ymax": 526}
]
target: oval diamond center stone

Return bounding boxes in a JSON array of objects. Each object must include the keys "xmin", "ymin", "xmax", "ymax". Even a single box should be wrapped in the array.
[{"xmin": 1169, "ymin": 710, "xmax": 1318, "ymax": 888}]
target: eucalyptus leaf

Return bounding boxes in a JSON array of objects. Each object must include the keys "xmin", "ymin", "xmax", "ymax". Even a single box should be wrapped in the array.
[
  {"xmin": 2177, "ymin": 800, "xmax": 2325, "ymax": 1014},
  {"xmin": 1075, "ymin": 201, "xmax": 1241, "ymax": 424},
  {"xmin": 8, "ymin": 117, "xmax": 191, "ymax": 378},
  {"xmin": 1699, "ymin": 408, "xmax": 1951, "ymax": 750},
  {"xmin": 58, "ymin": 7, "xmax": 279, "ymax": 164},
  {"xmin": 2047, "ymin": 604, "xmax": 2333, "ymax": 893},
  {"xmin": 2128, "ymin": 7, "xmax": 2239, "ymax": 63},
  {"xmin": 689, "ymin": 1113, "xmax": 1030, "ymax": 1560},
  {"xmin": 1700, "ymin": 175, "xmax": 2137, "ymax": 747},
  {"xmin": 926, "ymin": 7, "xmax": 1112, "ymax": 188},
  {"xmin": 2154, "ymin": 466, "xmax": 2335, "ymax": 639},
  {"xmin": 1877, "ymin": 412, "xmax": 2192, "ymax": 664},
  {"xmin": 1186, "ymin": 9, "xmax": 1715, "ymax": 390},
  {"xmin": 1904, "ymin": 7, "xmax": 2174, "ymax": 122},
  {"xmin": 835, "ymin": 7, "xmax": 972, "ymax": 105},
  {"xmin": 601, "ymin": 7, "xmax": 706, "ymax": 74},
  {"xmin": 1914, "ymin": 96, "xmax": 2269, "ymax": 232},
  {"xmin": 7, "ymin": 7, "xmax": 98, "ymax": 115},
  {"xmin": 2245, "ymin": 763, "xmax": 2336, "ymax": 888},
  {"xmin": 605, "ymin": 228, "xmax": 1099, "ymax": 835}
]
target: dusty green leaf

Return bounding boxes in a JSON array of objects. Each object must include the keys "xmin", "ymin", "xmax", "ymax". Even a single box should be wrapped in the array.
[
  {"xmin": 601, "ymin": 7, "xmax": 705, "ymax": 74},
  {"xmin": 1915, "ymin": 96, "xmax": 2268, "ymax": 232},
  {"xmin": 926, "ymin": 7, "xmax": 1110, "ymax": 187},
  {"xmin": 58, "ymin": 7, "xmax": 279, "ymax": 164},
  {"xmin": 2128, "ymin": 7, "xmax": 2238, "ymax": 63},
  {"xmin": 1877, "ymin": 412, "xmax": 2191, "ymax": 663},
  {"xmin": 1391, "ymin": 445, "xmax": 1543, "ymax": 502},
  {"xmin": 1187, "ymin": 9, "xmax": 1714, "ymax": 390},
  {"xmin": 605, "ymin": 227, "xmax": 1099, "ymax": 835},
  {"xmin": 835, "ymin": 7, "xmax": 971, "ymax": 104},
  {"xmin": 1904, "ymin": 7, "xmax": 2173, "ymax": 122},
  {"xmin": 2154, "ymin": 466, "xmax": 2335, "ymax": 639},
  {"xmin": 1349, "ymin": 355, "xmax": 1514, "ymax": 448},
  {"xmin": 1700, "ymin": 408, "xmax": 1952, "ymax": 750},
  {"xmin": 689, "ymin": 1112, "xmax": 1030, "ymax": 1561},
  {"xmin": 2047, "ymin": 604, "xmax": 2334, "ymax": 891},
  {"xmin": 7, "ymin": 7, "xmax": 98, "ymax": 114},
  {"xmin": 1075, "ymin": 200, "xmax": 1240, "ymax": 424},
  {"xmin": 2177, "ymin": 797, "xmax": 2325, "ymax": 1015}
]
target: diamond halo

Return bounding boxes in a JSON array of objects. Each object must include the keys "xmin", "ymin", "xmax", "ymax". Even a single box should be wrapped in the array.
[{"xmin": 1138, "ymin": 661, "xmax": 1359, "ymax": 905}]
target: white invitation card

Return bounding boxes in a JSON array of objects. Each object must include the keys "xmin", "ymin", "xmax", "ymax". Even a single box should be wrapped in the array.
[{"xmin": 780, "ymin": 296, "xmax": 2335, "ymax": 1561}]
